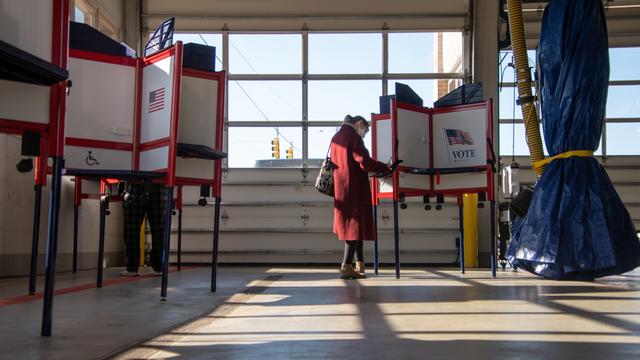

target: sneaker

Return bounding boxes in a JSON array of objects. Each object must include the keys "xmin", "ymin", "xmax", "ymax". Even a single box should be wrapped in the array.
[
  {"xmin": 120, "ymin": 270, "xmax": 139, "ymax": 277},
  {"xmin": 153, "ymin": 270, "xmax": 163, "ymax": 276}
]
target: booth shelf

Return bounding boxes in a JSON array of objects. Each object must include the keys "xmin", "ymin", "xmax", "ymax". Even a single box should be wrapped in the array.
[{"xmin": 0, "ymin": 39, "xmax": 68, "ymax": 85}]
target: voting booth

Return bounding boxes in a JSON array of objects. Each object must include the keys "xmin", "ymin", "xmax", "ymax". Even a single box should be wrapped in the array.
[
  {"xmin": 13, "ymin": 16, "xmax": 225, "ymax": 335},
  {"xmin": 372, "ymin": 93, "xmax": 495, "ymax": 279},
  {"xmin": 0, "ymin": 0, "xmax": 70, "ymax": 336},
  {"xmin": 63, "ymin": 39, "xmax": 226, "ymax": 298}
]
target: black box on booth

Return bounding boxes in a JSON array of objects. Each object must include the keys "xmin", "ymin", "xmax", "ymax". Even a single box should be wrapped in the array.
[
  {"xmin": 183, "ymin": 43, "xmax": 216, "ymax": 72},
  {"xmin": 69, "ymin": 21, "xmax": 129, "ymax": 57}
]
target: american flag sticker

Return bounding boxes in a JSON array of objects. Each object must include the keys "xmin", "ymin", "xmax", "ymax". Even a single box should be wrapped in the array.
[
  {"xmin": 445, "ymin": 128, "xmax": 474, "ymax": 145},
  {"xmin": 148, "ymin": 87, "xmax": 165, "ymax": 113}
]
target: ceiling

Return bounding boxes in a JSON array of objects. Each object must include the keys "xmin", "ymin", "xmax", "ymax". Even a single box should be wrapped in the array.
[{"xmin": 141, "ymin": 0, "xmax": 640, "ymax": 47}]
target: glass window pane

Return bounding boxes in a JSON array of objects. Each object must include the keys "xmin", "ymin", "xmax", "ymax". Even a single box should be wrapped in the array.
[
  {"xmin": 499, "ymin": 124, "xmax": 554, "ymax": 156},
  {"xmin": 309, "ymin": 34, "xmax": 381, "ymax": 74},
  {"xmin": 308, "ymin": 80, "xmax": 381, "ymax": 121},
  {"xmin": 308, "ymin": 126, "xmax": 340, "ymax": 167},
  {"xmin": 173, "ymin": 33, "xmax": 223, "ymax": 70},
  {"xmin": 499, "ymin": 87, "xmax": 523, "ymax": 119},
  {"xmin": 229, "ymin": 81, "xmax": 301, "ymax": 121},
  {"xmin": 74, "ymin": 7, "xmax": 85, "ymax": 23},
  {"xmin": 389, "ymin": 33, "xmax": 434, "ymax": 73},
  {"xmin": 606, "ymin": 85, "xmax": 640, "ymax": 118},
  {"xmin": 499, "ymin": 50, "xmax": 536, "ymax": 85},
  {"xmin": 499, "ymin": 124, "xmax": 531, "ymax": 156},
  {"xmin": 609, "ymin": 47, "xmax": 640, "ymax": 81},
  {"xmin": 228, "ymin": 127, "xmax": 302, "ymax": 168},
  {"xmin": 499, "ymin": 124, "xmax": 601, "ymax": 156},
  {"xmin": 389, "ymin": 32, "xmax": 463, "ymax": 74},
  {"xmin": 229, "ymin": 34, "xmax": 301, "ymax": 74},
  {"xmin": 308, "ymin": 126, "xmax": 372, "ymax": 167},
  {"xmin": 388, "ymin": 79, "xmax": 439, "ymax": 108},
  {"xmin": 606, "ymin": 123, "xmax": 640, "ymax": 155}
]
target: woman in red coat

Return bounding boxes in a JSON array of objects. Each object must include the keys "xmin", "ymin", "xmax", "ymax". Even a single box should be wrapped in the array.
[{"xmin": 330, "ymin": 115, "xmax": 390, "ymax": 279}]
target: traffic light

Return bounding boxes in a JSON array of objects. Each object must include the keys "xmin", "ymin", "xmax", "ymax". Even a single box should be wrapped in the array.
[
  {"xmin": 286, "ymin": 147, "xmax": 294, "ymax": 159},
  {"xmin": 271, "ymin": 138, "xmax": 280, "ymax": 159}
]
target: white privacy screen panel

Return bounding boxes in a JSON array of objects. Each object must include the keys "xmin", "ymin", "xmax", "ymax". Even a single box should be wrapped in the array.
[
  {"xmin": 64, "ymin": 54, "xmax": 136, "ymax": 170},
  {"xmin": 140, "ymin": 56, "xmax": 174, "ymax": 143},
  {"xmin": 0, "ymin": 80, "xmax": 50, "ymax": 124},
  {"xmin": 178, "ymin": 74, "xmax": 218, "ymax": 148},
  {"xmin": 66, "ymin": 57, "xmax": 135, "ymax": 142},
  {"xmin": 374, "ymin": 117, "xmax": 392, "ymax": 163},
  {"xmin": 139, "ymin": 50, "xmax": 179, "ymax": 172},
  {"xmin": 395, "ymin": 107, "xmax": 430, "ymax": 169},
  {"xmin": 432, "ymin": 106, "xmax": 488, "ymax": 169},
  {"xmin": 0, "ymin": 0, "xmax": 53, "ymax": 62}
]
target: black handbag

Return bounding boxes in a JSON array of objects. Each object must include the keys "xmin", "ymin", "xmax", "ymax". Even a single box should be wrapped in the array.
[{"xmin": 315, "ymin": 144, "xmax": 335, "ymax": 197}]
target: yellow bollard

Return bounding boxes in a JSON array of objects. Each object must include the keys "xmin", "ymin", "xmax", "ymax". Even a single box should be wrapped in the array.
[
  {"xmin": 463, "ymin": 193, "xmax": 478, "ymax": 268},
  {"xmin": 139, "ymin": 216, "xmax": 146, "ymax": 266}
]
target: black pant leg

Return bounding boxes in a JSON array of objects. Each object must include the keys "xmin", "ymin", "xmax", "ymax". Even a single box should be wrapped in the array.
[
  {"xmin": 343, "ymin": 241, "xmax": 357, "ymax": 264},
  {"xmin": 354, "ymin": 240, "xmax": 364, "ymax": 263},
  {"xmin": 147, "ymin": 184, "xmax": 168, "ymax": 272},
  {"xmin": 122, "ymin": 184, "xmax": 145, "ymax": 272}
]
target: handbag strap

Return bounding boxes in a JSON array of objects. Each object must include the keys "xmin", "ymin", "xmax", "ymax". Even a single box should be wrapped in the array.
[{"xmin": 325, "ymin": 142, "xmax": 331, "ymax": 158}]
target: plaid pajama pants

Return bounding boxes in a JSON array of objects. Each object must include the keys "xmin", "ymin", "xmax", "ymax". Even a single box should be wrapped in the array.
[{"xmin": 122, "ymin": 183, "xmax": 168, "ymax": 272}]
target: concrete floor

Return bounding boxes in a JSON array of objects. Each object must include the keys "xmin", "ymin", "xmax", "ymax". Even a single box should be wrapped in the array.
[{"xmin": 1, "ymin": 266, "xmax": 639, "ymax": 360}]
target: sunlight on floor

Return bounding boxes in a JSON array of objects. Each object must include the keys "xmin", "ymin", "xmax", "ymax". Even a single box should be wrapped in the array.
[{"xmin": 114, "ymin": 267, "xmax": 640, "ymax": 359}]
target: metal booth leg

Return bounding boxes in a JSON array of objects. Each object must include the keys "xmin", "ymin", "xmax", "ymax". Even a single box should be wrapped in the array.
[
  {"xmin": 41, "ymin": 157, "xmax": 64, "ymax": 337},
  {"xmin": 29, "ymin": 184, "xmax": 43, "ymax": 295},
  {"xmin": 177, "ymin": 208, "xmax": 182, "ymax": 271},
  {"xmin": 490, "ymin": 200, "xmax": 497, "ymax": 278},
  {"xmin": 393, "ymin": 200, "xmax": 400, "ymax": 279},
  {"xmin": 373, "ymin": 205, "xmax": 379, "ymax": 275},
  {"xmin": 97, "ymin": 194, "xmax": 110, "ymax": 288},
  {"xmin": 459, "ymin": 200, "xmax": 465, "ymax": 274},
  {"xmin": 161, "ymin": 187, "xmax": 174, "ymax": 300},
  {"xmin": 73, "ymin": 204, "xmax": 78, "ymax": 273},
  {"xmin": 211, "ymin": 196, "xmax": 221, "ymax": 292}
]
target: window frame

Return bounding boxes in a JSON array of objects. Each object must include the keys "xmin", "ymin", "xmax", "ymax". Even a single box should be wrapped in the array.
[
  {"xmin": 498, "ymin": 48, "xmax": 640, "ymax": 158},
  {"xmin": 174, "ymin": 30, "xmax": 466, "ymax": 169},
  {"xmin": 72, "ymin": 0, "xmax": 120, "ymax": 41}
]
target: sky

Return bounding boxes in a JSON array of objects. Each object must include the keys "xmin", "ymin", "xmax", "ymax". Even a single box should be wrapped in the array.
[{"xmin": 172, "ymin": 33, "xmax": 639, "ymax": 167}]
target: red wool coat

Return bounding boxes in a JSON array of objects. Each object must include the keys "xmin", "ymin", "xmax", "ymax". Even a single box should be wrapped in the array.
[{"xmin": 330, "ymin": 125, "xmax": 389, "ymax": 241}]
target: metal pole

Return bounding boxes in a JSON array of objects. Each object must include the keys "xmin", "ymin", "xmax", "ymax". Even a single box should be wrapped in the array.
[
  {"xmin": 177, "ymin": 208, "xmax": 182, "ymax": 271},
  {"xmin": 73, "ymin": 205, "xmax": 78, "ymax": 273},
  {"xmin": 211, "ymin": 196, "xmax": 221, "ymax": 292},
  {"xmin": 373, "ymin": 205, "xmax": 379, "ymax": 275},
  {"xmin": 29, "ymin": 185, "xmax": 43, "ymax": 295},
  {"xmin": 41, "ymin": 157, "xmax": 64, "ymax": 337},
  {"xmin": 393, "ymin": 200, "xmax": 400, "ymax": 279},
  {"xmin": 160, "ymin": 186, "xmax": 174, "ymax": 300},
  {"xmin": 490, "ymin": 200, "xmax": 497, "ymax": 278},
  {"xmin": 459, "ymin": 200, "xmax": 465, "ymax": 274},
  {"xmin": 97, "ymin": 195, "xmax": 109, "ymax": 288}
]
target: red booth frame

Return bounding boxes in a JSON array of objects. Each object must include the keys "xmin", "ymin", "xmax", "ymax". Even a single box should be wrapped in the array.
[
  {"xmin": 370, "ymin": 99, "xmax": 496, "ymax": 279},
  {"xmin": 31, "ymin": 41, "xmax": 225, "ymax": 336}
]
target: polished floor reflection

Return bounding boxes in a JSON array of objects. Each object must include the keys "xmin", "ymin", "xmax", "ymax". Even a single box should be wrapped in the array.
[{"xmin": 111, "ymin": 268, "xmax": 640, "ymax": 360}]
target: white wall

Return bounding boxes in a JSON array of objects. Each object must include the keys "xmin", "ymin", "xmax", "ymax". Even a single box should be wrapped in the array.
[
  {"xmin": 169, "ymin": 168, "xmax": 462, "ymax": 266},
  {"xmin": 93, "ymin": 0, "xmax": 123, "ymax": 29},
  {"xmin": 168, "ymin": 156, "xmax": 640, "ymax": 268}
]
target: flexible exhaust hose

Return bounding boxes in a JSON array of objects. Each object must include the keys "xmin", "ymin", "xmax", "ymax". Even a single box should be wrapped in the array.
[{"xmin": 506, "ymin": 0, "xmax": 546, "ymax": 177}]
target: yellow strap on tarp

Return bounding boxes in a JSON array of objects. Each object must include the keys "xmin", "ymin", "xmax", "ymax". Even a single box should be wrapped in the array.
[{"xmin": 531, "ymin": 150, "xmax": 594, "ymax": 171}]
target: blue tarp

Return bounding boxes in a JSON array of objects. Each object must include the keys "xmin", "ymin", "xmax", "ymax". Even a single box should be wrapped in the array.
[{"xmin": 506, "ymin": 0, "xmax": 640, "ymax": 280}]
